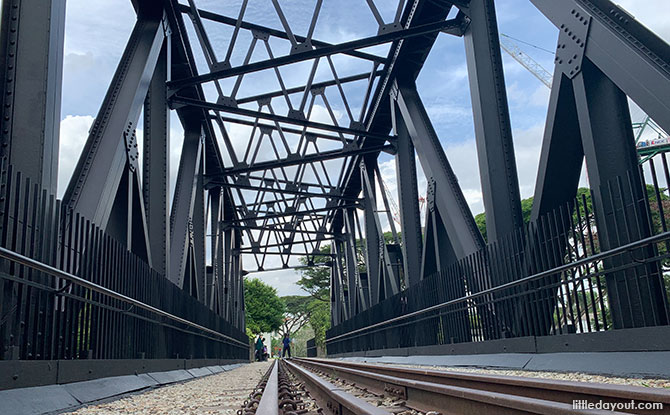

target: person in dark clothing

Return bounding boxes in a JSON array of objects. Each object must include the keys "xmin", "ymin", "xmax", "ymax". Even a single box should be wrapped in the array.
[
  {"xmin": 282, "ymin": 333, "xmax": 291, "ymax": 359},
  {"xmin": 255, "ymin": 335, "xmax": 263, "ymax": 361}
]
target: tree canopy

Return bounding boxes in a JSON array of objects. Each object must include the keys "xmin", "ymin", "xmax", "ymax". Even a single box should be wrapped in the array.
[
  {"xmin": 244, "ymin": 278, "xmax": 285, "ymax": 334},
  {"xmin": 297, "ymin": 246, "xmax": 331, "ymax": 302},
  {"xmin": 474, "ymin": 188, "xmax": 593, "ymax": 242},
  {"xmin": 278, "ymin": 295, "xmax": 312, "ymax": 337}
]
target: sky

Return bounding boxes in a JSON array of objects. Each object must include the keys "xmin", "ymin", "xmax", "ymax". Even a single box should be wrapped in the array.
[{"xmin": 56, "ymin": 0, "xmax": 670, "ymax": 296}]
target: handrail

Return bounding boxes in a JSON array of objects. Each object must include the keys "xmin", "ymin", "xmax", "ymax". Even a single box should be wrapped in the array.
[
  {"xmin": 327, "ymin": 230, "xmax": 670, "ymax": 343},
  {"xmin": 0, "ymin": 246, "xmax": 250, "ymax": 348}
]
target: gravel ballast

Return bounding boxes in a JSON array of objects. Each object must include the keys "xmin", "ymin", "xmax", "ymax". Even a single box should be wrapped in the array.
[
  {"xmin": 63, "ymin": 362, "xmax": 271, "ymax": 415},
  {"xmin": 380, "ymin": 362, "xmax": 670, "ymax": 388}
]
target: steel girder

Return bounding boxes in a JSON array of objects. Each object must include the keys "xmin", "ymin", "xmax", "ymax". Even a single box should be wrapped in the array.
[
  {"xmin": 361, "ymin": 157, "xmax": 382, "ymax": 306},
  {"xmin": 392, "ymin": 103, "xmax": 423, "ymax": 288},
  {"xmin": 463, "ymin": 0, "xmax": 523, "ymax": 244},
  {"xmin": 168, "ymin": 18, "xmax": 465, "ymax": 91},
  {"xmin": 14, "ymin": 0, "xmax": 666, "ymax": 342},
  {"xmin": 530, "ymin": 0, "xmax": 670, "ymax": 134},
  {"xmin": 0, "ymin": 0, "xmax": 65, "ymax": 195},
  {"xmin": 393, "ymin": 79, "xmax": 484, "ymax": 260},
  {"xmin": 62, "ymin": 3, "xmax": 164, "ymax": 267},
  {"xmin": 169, "ymin": 122, "xmax": 204, "ymax": 290},
  {"xmin": 527, "ymin": 0, "xmax": 670, "ymax": 330},
  {"xmin": 143, "ymin": 42, "xmax": 171, "ymax": 276}
]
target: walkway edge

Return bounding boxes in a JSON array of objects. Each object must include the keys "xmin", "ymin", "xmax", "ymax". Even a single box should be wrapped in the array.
[{"xmin": 0, "ymin": 363, "xmax": 247, "ymax": 415}]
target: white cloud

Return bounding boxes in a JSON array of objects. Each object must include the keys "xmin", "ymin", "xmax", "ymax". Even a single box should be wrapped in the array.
[
  {"xmin": 246, "ymin": 268, "xmax": 310, "ymax": 297},
  {"xmin": 615, "ymin": 1, "xmax": 670, "ymax": 42},
  {"xmin": 58, "ymin": 115, "xmax": 95, "ymax": 198}
]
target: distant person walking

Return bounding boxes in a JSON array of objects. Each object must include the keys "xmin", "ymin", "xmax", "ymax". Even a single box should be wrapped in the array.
[{"xmin": 282, "ymin": 333, "xmax": 291, "ymax": 359}]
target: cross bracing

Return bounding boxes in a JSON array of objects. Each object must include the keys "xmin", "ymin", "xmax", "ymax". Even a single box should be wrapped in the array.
[{"xmin": 1, "ymin": 0, "xmax": 670, "ymax": 365}]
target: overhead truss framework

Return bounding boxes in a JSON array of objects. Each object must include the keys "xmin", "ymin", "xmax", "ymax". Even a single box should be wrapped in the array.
[{"xmin": 3, "ymin": 0, "xmax": 669, "ymax": 336}]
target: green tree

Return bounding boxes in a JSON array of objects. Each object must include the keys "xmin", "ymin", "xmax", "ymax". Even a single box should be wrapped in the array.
[
  {"xmin": 297, "ymin": 246, "xmax": 331, "ymax": 302},
  {"xmin": 306, "ymin": 299, "xmax": 330, "ymax": 351},
  {"xmin": 279, "ymin": 295, "xmax": 311, "ymax": 338},
  {"xmin": 244, "ymin": 278, "xmax": 285, "ymax": 335},
  {"xmin": 475, "ymin": 188, "xmax": 594, "ymax": 242}
]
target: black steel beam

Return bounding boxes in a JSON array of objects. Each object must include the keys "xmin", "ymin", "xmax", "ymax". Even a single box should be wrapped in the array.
[
  {"xmin": 215, "ymin": 144, "xmax": 393, "ymax": 176},
  {"xmin": 168, "ymin": 123, "xmax": 204, "ymax": 288},
  {"xmin": 392, "ymin": 109, "xmax": 423, "ymax": 288},
  {"xmin": 361, "ymin": 158, "xmax": 381, "ymax": 306},
  {"xmin": 463, "ymin": 0, "xmax": 522, "ymax": 243},
  {"xmin": 0, "ymin": 0, "xmax": 65, "ymax": 194},
  {"xmin": 228, "ymin": 204, "xmax": 354, "ymax": 224},
  {"xmin": 530, "ymin": 70, "xmax": 584, "ymax": 221},
  {"xmin": 62, "ymin": 7, "xmax": 163, "ymax": 237},
  {"xmin": 176, "ymin": 4, "xmax": 386, "ymax": 63},
  {"xmin": 394, "ymin": 78, "xmax": 484, "ymax": 260},
  {"xmin": 143, "ymin": 42, "xmax": 170, "ymax": 276},
  {"xmin": 229, "ymin": 224, "xmax": 336, "ymax": 236},
  {"xmin": 172, "ymin": 96, "xmax": 395, "ymax": 142},
  {"xmin": 239, "ymin": 237, "xmax": 333, "ymax": 251},
  {"xmin": 168, "ymin": 18, "xmax": 463, "ymax": 90},
  {"xmin": 332, "ymin": 0, "xmax": 458, "ymax": 232},
  {"xmin": 236, "ymin": 71, "xmax": 383, "ymax": 105},
  {"xmin": 575, "ymin": 58, "xmax": 667, "ymax": 328},
  {"xmin": 209, "ymin": 114, "xmax": 357, "ymax": 144},
  {"xmin": 209, "ymin": 180, "xmax": 355, "ymax": 201},
  {"xmin": 530, "ymin": 0, "xmax": 670, "ymax": 133}
]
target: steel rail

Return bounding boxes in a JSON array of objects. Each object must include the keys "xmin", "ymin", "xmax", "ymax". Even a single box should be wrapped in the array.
[
  {"xmin": 0, "ymin": 246, "xmax": 250, "ymax": 348},
  {"xmin": 296, "ymin": 358, "xmax": 670, "ymax": 413},
  {"xmin": 255, "ymin": 361, "xmax": 279, "ymax": 415},
  {"xmin": 292, "ymin": 359, "xmax": 635, "ymax": 415},
  {"xmin": 283, "ymin": 359, "xmax": 392, "ymax": 415},
  {"xmin": 327, "ymin": 229, "xmax": 670, "ymax": 343}
]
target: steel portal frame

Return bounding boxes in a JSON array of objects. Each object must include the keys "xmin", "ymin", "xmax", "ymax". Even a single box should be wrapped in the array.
[{"xmin": 1, "ymin": 0, "xmax": 669, "ymax": 350}]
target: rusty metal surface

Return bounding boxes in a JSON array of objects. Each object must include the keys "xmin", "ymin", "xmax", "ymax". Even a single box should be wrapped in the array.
[
  {"xmin": 284, "ymin": 360, "xmax": 392, "ymax": 415},
  {"xmin": 255, "ymin": 361, "xmax": 279, "ymax": 415},
  {"xmin": 293, "ymin": 358, "xmax": 643, "ymax": 415},
  {"xmin": 296, "ymin": 357, "xmax": 670, "ymax": 414}
]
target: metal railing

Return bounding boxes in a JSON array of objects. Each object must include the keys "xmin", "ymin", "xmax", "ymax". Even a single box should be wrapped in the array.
[
  {"xmin": 327, "ymin": 160, "xmax": 670, "ymax": 354},
  {"xmin": 0, "ymin": 167, "xmax": 249, "ymax": 361}
]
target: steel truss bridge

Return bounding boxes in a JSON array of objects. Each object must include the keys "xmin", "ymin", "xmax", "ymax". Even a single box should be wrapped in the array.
[{"xmin": 1, "ymin": 0, "xmax": 670, "ymax": 396}]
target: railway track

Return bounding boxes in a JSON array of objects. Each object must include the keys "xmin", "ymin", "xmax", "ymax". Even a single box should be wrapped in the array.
[
  {"xmin": 239, "ymin": 359, "xmax": 395, "ymax": 415},
  {"xmin": 291, "ymin": 358, "xmax": 670, "ymax": 415},
  {"xmin": 239, "ymin": 358, "xmax": 670, "ymax": 414}
]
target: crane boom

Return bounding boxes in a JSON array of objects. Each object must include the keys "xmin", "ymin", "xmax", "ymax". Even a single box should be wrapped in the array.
[{"xmin": 500, "ymin": 34, "xmax": 553, "ymax": 88}]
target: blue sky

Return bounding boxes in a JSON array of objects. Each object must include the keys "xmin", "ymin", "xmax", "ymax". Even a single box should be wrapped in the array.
[{"xmin": 58, "ymin": 0, "xmax": 670, "ymax": 296}]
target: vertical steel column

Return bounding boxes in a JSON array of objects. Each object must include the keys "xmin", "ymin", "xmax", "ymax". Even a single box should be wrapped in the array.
[
  {"xmin": 391, "ymin": 106, "xmax": 423, "ymax": 287},
  {"xmin": 209, "ymin": 188, "xmax": 222, "ymax": 311},
  {"xmin": 143, "ymin": 41, "xmax": 170, "ymax": 276},
  {"xmin": 361, "ymin": 158, "xmax": 381, "ymax": 305},
  {"xmin": 62, "ymin": 7, "xmax": 164, "ymax": 229},
  {"xmin": 168, "ymin": 122, "xmax": 203, "ymax": 289},
  {"xmin": 463, "ymin": 0, "xmax": 522, "ymax": 244},
  {"xmin": 0, "ymin": 0, "xmax": 65, "ymax": 194},
  {"xmin": 344, "ymin": 208, "xmax": 361, "ymax": 316},
  {"xmin": 330, "ymin": 240, "xmax": 341, "ymax": 327},
  {"xmin": 222, "ymin": 222, "xmax": 234, "ymax": 321},
  {"xmin": 332, "ymin": 237, "xmax": 349, "ymax": 323},
  {"xmin": 574, "ymin": 59, "xmax": 667, "ymax": 328},
  {"xmin": 233, "ymin": 233, "xmax": 244, "ymax": 328},
  {"xmin": 192, "ymin": 155, "xmax": 206, "ymax": 301},
  {"xmin": 522, "ymin": 70, "xmax": 584, "ymax": 337}
]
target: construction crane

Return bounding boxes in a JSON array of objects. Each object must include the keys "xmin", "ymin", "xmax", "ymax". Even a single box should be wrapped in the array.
[
  {"xmin": 499, "ymin": 34, "xmax": 553, "ymax": 89},
  {"xmin": 379, "ymin": 175, "xmax": 425, "ymax": 226},
  {"xmin": 500, "ymin": 34, "xmax": 668, "ymax": 162}
]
